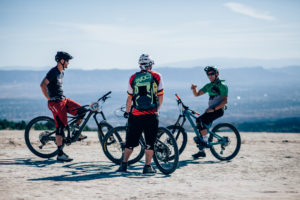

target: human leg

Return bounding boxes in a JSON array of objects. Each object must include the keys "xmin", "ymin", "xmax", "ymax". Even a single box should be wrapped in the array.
[
  {"xmin": 117, "ymin": 115, "xmax": 143, "ymax": 172},
  {"xmin": 66, "ymin": 98, "xmax": 88, "ymax": 140},
  {"xmin": 48, "ymin": 100, "xmax": 73, "ymax": 162},
  {"xmin": 143, "ymin": 115, "xmax": 158, "ymax": 173}
]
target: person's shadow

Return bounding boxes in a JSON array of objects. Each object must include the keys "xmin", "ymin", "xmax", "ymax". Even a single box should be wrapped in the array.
[{"xmin": 0, "ymin": 157, "xmax": 228, "ymax": 181}]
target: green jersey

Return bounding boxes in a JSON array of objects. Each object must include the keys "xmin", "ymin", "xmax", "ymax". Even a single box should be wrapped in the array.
[{"xmin": 200, "ymin": 79, "xmax": 228, "ymax": 109}]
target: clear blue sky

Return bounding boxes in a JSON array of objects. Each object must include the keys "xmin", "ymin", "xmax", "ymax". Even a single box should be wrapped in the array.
[{"xmin": 1, "ymin": 0, "xmax": 300, "ymax": 69}]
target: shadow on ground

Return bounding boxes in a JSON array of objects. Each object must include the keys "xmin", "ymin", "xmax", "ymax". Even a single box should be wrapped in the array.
[{"xmin": 0, "ymin": 157, "xmax": 228, "ymax": 182}]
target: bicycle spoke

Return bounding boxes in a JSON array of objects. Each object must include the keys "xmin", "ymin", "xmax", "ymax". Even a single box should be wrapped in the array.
[
  {"xmin": 209, "ymin": 123, "xmax": 241, "ymax": 161},
  {"xmin": 25, "ymin": 116, "xmax": 58, "ymax": 158}
]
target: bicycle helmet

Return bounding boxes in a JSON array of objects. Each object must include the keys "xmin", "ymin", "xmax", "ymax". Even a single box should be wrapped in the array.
[
  {"xmin": 138, "ymin": 54, "xmax": 154, "ymax": 71},
  {"xmin": 204, "ymin": 66, "xmax": 219, "ymax": 76},
  {"xmin": 55, "ymin": 51, "xmax": 73, "ymax": 62}
]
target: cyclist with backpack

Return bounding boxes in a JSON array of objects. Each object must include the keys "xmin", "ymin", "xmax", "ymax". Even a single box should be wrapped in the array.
[
  {"xmin": 191, "ymin": 66, "xmax": 228, "ymax": 159},
  {"xmin": 40, "ymin": 51, "xmax": 87, "ymax": 162},
  {"xmin": 117, "ymin": 54, "xmax": 164, "ymax": 174}
]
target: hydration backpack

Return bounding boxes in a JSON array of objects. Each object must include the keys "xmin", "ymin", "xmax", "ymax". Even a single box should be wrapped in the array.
[{"xmin": 132, "ymin": 72, "xmax": 158, "ymax": 111}]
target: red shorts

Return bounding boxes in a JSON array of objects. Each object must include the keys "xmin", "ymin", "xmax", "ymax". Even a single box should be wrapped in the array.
[{"xmin": 48, "ymin": 98, "xmax": 81, "ymax": 127}]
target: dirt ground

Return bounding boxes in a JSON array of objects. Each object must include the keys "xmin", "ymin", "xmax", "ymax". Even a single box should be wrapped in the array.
[{"xmin": 0, "ymin": 130, "xmax": 299, "ymax": 200}]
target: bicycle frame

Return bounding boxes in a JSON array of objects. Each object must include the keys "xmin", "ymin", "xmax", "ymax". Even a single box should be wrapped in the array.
[
  {"xmin": 59, "ymin": 91, "xmax": 112, "ymax": 143},
  {"xmin": 175, "ymin": 94, "xmax": 225, "ymax": 146}
]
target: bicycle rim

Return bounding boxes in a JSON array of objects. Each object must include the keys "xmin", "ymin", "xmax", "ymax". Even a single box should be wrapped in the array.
[
  {"xmin": 97, "ymin": 122, "xmax": 113, "ymax": 143},
  {"xmin": 209, "ymin": 123, "xmax": 241, "ymax": 161},
  {"xmin": 153, "ymin": 127, "xmax": 179, "ymax": 174},
  {"xmin": 102, "ymin": 126, "xmax": 144, "ymax": 165},
  {"xmin": 24, "ymin": 116, "xmax": 58, "ymax": 158},
  {"xmin": 167, "ymin": 125, "xmax": 187, "ymax": 155}
]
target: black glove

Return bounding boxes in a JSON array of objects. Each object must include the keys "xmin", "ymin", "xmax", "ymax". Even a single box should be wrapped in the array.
[{"xmin": 123, "ymin": 112, "xmax": 129, "ymax": 119}]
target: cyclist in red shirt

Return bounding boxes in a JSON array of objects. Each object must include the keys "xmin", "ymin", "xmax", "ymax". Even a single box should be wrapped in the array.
[
  {"xmin": 117, "ymin": 54, "xmax": 164, "ymax": 174},
  {"xmin": 40, "ymin": 51, "xmax": 87, "ymax": 162}
]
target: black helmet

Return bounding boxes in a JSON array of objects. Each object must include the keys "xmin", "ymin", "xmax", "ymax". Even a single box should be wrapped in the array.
[
  {"xmin": 204, "ymin": 66, "xmax": 219, "ymax": 76},
  {"xmin": 55, "ymin": 51, "xmax": 73, "ymax": 62}
]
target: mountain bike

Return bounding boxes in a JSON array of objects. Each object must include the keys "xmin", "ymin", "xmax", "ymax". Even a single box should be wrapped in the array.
[
  {"xmin": 24, "ymin": 91, "xmax": 113, "ymax": 159},
  {"xmin": 102, "ymin": 109, "xmax": 179, "ymax": 174},
  {"xmin": 167, "ymin": 94, "xmax": 241, "ymax": 161}
]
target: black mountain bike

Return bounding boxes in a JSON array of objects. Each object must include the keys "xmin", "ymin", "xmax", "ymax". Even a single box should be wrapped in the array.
[
  {"xmin": 25, "ymin": 91, "xmax": 113, "ymax": 159},
  {"xmin": 167, "ymin": 94, "xmax": 241, "ymax": 161},
  {"xmin": 102, "ymin": 108, "xmax": 179, "ymax": 174}
]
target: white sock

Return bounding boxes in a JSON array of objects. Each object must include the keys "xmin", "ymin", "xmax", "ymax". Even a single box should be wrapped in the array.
[{"xmin": 203, "ymin": 135, "xmax": 208, "ymax": 143}]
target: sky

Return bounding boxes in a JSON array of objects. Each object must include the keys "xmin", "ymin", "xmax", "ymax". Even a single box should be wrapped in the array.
[{"xmin": 0, "ymin": 0, "xmax": 300, "ymax": 69}]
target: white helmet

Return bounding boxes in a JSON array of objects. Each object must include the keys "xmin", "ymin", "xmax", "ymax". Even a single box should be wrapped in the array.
[{"xmin": 138, "ymin": 54, "xmax": 154, "ymax": 71}]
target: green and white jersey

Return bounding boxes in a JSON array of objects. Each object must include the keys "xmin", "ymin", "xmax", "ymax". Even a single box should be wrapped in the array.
[{"xmin": 200, "ymin": 79, "xmax": 228, "ymax": 109}]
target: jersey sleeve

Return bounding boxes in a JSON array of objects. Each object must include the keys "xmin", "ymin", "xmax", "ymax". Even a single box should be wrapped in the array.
[
  {"xmin": 127, "ymin": 74, "xmax": 135, "ymax": 96},
  {"xmin": 220, "ymin": 84, "xmax": 228, "ymax": 97},
  {"xmin": 152, "ymin": 72, "xmax": 164, "ymax": 96},
  {"xmin": 200, "ymin": 83, "xmax": 210, "ymax": 94},
  {"xmin": 45, "ymin": 69, "xmax": 55, "ymax": 82}
]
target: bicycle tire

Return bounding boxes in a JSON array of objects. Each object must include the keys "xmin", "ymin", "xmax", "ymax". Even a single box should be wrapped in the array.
[
  {"xmin": 97, "ymin": 121, "xmax": 113, "ymax": 144},
  {"xmin": 24, "ymin": 116, "xmax": 58, "ymax": 158},
  {"xmin": 209, "ymin": 123, "xmax": 241, "ymax": 161},
  {"xmin": 153, "ymin": 127, "xmax": 179, "ymax": 175},
  {"xmin": 167, "ymin": 125, "xmax": 187, "ymax": 155},
  {"xmin": 102, "ymin": 126, "xmax": 144, "ymax": 165}
]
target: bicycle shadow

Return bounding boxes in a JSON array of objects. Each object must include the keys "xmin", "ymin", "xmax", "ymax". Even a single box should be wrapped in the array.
[
  {"xmin": 0, "ymin": 158, "xmax": 57, "ymax": 168},
  {"xmin": 177, "ymin": 158, "xmax": 230, "ymax": 169},
  {"xmin": 28, "ymin": 160, "xmax": 170, "ymax": 181}
]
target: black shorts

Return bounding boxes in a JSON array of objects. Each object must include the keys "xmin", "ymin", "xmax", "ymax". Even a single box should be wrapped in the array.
[
  {"xmin": 197, "ymin": 109, "xmax": 224, "ymax": 130},
  {"xmin": 125, "ymin": 114, "xmax": 158, "ymax": 150}
]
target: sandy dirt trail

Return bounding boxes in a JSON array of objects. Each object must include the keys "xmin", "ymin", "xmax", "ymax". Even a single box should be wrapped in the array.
[{"xmin": 0, "ymin": 130, "xmax": 299, "ymax": 200}]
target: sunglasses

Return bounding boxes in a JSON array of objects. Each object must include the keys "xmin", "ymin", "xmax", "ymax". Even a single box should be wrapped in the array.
[{"xmin": 207, "ymin": 72, "xmax": 216, "ymax": 76}]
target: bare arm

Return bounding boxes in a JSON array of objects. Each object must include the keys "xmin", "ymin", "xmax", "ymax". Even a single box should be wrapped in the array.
[
  {"xmin": 125, "ymin": 95, "xmax": 133, "ymax": 113},
  {"xmin": 40, "ymin": 78, "xmax": 50, "ymax": 100},
  {"xmin": 215, "ymin": 96, "xmax": 228, "ymax": 110},
  {"xmin": 157, "ymin": 95, "xmax": 163, "ymax": 111},
  {"xmin": 191, "ymin": 84, "xmax": 204, "ymax": 97}
]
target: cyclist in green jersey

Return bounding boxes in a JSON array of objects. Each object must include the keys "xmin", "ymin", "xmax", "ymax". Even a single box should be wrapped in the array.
[{"xmin": 191, "ymin": 66, "xmax": 228, "ymax": 158}]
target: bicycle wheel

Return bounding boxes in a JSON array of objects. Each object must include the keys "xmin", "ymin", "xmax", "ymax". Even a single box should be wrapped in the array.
[
  {"xmin": 102, "ymin": 126, "xmax": 144, "ymax": 165},
  {"xmin": 24, "ymin": 116, "xmax": 58, "ymax": 158},
  {"xmin": 209, "ymin": 123, "xmax": 241, "ymax": 161},
  {"xmin": 167, "ymin": 125, "xmax": 187, "ymax": 155},
  {"xmin": 97, "ymin": 121, "xmax": 113, "ymax": 143},
  {"xmin": 153, "ymin": 127, "xmax": 179, "ymax": 175}
]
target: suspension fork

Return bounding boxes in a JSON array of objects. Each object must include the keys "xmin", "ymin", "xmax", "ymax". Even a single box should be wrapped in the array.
[{"xmin": 93, "ymin": 113, "xmax": 106, "ymax": 141}]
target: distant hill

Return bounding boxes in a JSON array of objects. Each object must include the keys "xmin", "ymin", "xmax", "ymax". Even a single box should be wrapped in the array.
[
  {"xmin": 0, "ymin": 66, "xmax": 300, "ymax": 130},
  {"xmin": 162, "ymin": 57, "xmax": 300, "ymax": 68}
]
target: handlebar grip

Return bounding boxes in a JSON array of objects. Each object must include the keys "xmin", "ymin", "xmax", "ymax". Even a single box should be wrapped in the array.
[
  {"xmin": 98, "ymin": 91, "xmax": 112, "ymax": 102},
  {"xmin": 104, "ymin": 91, "xmax": 112, "ymax": 97}
]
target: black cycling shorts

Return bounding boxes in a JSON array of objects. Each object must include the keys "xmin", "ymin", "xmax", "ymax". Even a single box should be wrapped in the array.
[
  {"xmin": 125, "ymin": 114, "xmax": 158, "ymax": 150},
  {"xmin": 197, "ymin": 109, "xmax": 224, "ymax": 130}
]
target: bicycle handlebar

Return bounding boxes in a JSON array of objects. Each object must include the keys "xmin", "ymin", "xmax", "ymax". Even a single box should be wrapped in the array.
[
  {"xmin": 97, "ymin": 91, "xmax": 112, "ymax": 102},
  {"xmin": 174, "ymin": 94, "xmax": 200, "ymax": 116},
  {"xmin": 71, "ymin": 91, "xmax": 112, "ymax": 112}
]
